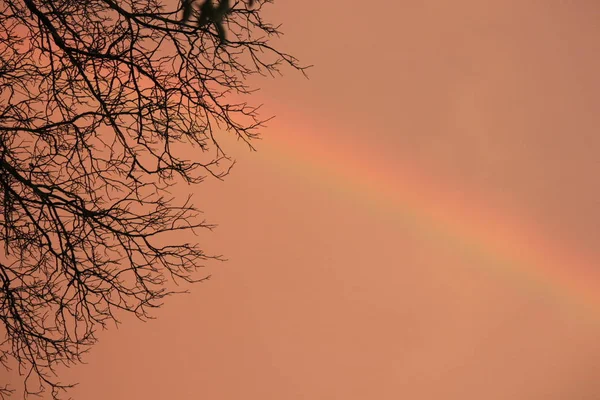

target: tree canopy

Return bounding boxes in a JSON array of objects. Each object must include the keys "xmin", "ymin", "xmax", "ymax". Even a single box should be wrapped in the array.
[{"xmin": 0, "ymin": 0, "xmax": 306, "ymax": 397}]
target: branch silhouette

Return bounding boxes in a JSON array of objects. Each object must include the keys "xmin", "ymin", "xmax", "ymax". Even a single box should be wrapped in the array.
[{"xmin": 0, "ymin": 0, "xmax": 308, "ymax": 398}]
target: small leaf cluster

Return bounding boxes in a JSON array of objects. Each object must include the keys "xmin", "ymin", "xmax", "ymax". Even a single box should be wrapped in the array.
[{"xmin": 182, "ymin": 0, "xmax": 246, "ymax": 43}]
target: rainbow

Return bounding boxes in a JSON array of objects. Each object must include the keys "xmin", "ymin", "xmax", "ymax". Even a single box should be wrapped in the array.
[{"xmin": 257, "ymin": 115, "xmax": 599, "ymax": 318}]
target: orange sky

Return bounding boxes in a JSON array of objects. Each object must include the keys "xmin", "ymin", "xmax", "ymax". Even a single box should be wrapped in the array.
[{"xmin": 6, "ymin": 1, "xmax": 600, "ymax": 399}]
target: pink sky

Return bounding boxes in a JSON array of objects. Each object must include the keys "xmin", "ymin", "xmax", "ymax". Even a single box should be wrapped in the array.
[{"xmin": 5, "ymin": 1, "xmax": 600, "ymax": 398}]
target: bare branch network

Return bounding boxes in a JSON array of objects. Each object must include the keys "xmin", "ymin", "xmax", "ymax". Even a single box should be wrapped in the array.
[{"xmin": 0, "ymin": 0, "xmax": 307, "ymax": 397}]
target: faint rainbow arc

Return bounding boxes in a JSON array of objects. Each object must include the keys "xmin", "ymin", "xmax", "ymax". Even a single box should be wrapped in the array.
[{"xmin": 257, "ymin": 117, "xmax": 599, "ymax": 316}]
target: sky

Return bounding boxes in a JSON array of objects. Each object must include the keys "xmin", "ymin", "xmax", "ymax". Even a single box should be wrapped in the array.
[{"xmin": 5, "ymin": 0, "xmax": 600, "ymax": 399}]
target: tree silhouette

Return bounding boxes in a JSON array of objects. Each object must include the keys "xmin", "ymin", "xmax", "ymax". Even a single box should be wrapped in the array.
[{"xmin": 0, "ymin": 0, "xmax": 307, "ymax": 397}]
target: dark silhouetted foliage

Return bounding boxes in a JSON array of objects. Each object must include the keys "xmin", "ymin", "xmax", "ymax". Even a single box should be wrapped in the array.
[{"xmin": 0, "ymin": 0, "xmax": 306, "ymax": 397}]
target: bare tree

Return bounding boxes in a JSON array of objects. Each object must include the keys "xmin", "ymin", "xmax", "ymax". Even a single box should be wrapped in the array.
[{"xmin": 0, "ymin": 0, "xmax": 307, "ymax": 397}]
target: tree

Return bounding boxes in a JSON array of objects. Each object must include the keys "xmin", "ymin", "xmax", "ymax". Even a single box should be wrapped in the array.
[{"xmin": 0, "ymin": 0, "xmax": 307, "ymax": 397}]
